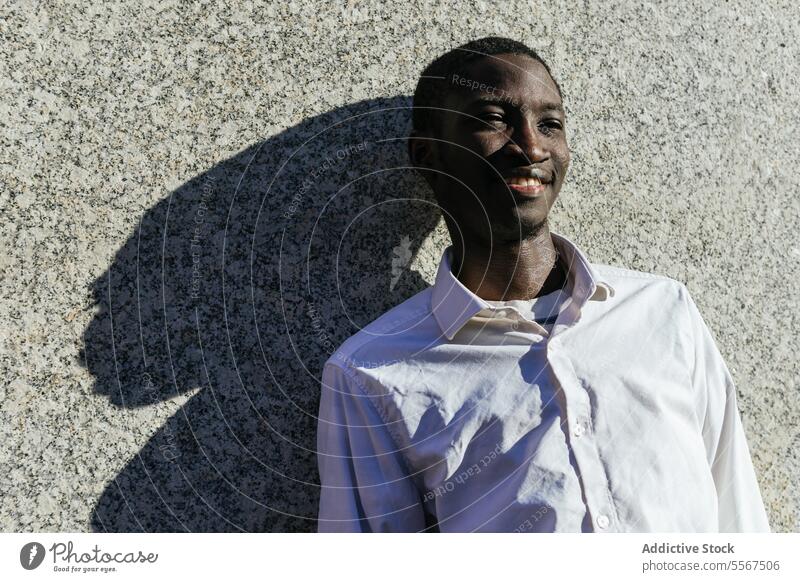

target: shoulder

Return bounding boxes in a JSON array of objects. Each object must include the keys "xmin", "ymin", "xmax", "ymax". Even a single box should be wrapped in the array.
[
  {"xmin": 324, "ymin": 286, "xmax": 439, "ymax": 374},
  {"xmin": 592, "ymin": 262, "xmax": 695, "ymax": 320},
  {"xmin": 594, "ymin": 263, "xmax": 689, "ymax": 295}
]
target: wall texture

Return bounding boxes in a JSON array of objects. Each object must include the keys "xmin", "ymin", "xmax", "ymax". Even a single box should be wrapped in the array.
[{"xmin": 1, "ymin": 0, "xmax": 798, "ymax": 532}]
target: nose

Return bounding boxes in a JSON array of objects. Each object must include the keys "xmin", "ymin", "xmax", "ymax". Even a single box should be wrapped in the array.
[{"xmin": 505, "ymin": 118, "xmax": 548, "ymax": 164}]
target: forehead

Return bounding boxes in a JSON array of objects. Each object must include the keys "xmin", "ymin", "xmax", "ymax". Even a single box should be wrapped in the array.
[{"xmin": 446, "ymin": 53, "xmax": 562, "ymax": 109}]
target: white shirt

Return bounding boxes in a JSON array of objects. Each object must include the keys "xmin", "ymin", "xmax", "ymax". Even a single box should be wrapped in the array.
[
  {"xmin": 484, "ymin": 286, "xmax": 570, "ymax": 333},
  {"xmin": 316, "ymin": 231, "xmax": 770, "ymax": 532}
]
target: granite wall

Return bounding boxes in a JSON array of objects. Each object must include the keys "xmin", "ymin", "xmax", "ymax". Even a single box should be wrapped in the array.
[{"xmin": 1, "ymin": 1, "xmax": 798, "ymax": 532}]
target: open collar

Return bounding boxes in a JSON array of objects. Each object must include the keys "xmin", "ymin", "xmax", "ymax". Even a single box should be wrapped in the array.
[{"xmin": 431, "ymin": 231, "xmax": 615, "ymax": 340}]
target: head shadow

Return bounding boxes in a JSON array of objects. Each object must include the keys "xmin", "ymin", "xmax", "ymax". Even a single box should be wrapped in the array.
[{"xmin": 82, "ymin": 95, "xmax": 443, "ymax": 531}]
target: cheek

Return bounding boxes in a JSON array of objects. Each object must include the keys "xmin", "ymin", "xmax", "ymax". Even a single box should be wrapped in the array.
[
  {"xmin": 475, "ymin": 133, "xmax": 510, "ymax": 161},
  {"xmin": 442, "ymin": 138, "xmax": 498, "ymax": 179},
  {"xmin": 445, "ymin": 127, "xmax": 505, "ymax": 158}
]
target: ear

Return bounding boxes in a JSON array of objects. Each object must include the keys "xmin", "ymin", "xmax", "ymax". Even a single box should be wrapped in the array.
[{"xmin": 408, "ymin": 130, "xmax": 440, "ymax": 190}]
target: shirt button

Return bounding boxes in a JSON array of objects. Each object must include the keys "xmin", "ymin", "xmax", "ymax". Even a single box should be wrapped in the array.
[
  {"xmin": 496, "ymin": 310, "xmax": 508, "ymax": 318},
  {"xmin": 596, "ymin": 514, "xmax": 610, "ymax": 529},
  {"xmin": 573, "ymin": 424, "xmax": 585, "ymax": 437}
]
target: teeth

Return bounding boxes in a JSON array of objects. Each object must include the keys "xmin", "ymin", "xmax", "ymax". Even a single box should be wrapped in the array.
[{"xmin": 506, "ymin": 176, "xmax": 543, "ymax": 186}]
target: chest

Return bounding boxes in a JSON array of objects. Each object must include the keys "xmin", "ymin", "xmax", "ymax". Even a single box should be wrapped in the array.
[{"xmin": 364, "ymin": 319, "xmax": 698, "ymax": 487}]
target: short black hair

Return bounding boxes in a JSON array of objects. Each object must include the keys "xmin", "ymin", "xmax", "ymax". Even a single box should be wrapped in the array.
[{"xmin": 412, "ymin": 36, "xmax": 562, "ymax": 135}]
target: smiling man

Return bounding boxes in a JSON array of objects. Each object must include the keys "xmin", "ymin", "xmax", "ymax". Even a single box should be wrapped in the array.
[{"xmin": 316, "ymin": 37, "xmax": 770, "ymax": 533}]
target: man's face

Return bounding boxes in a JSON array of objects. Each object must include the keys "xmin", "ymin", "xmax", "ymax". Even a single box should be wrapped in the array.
[{"xmin": 420, "ymin": 53, "xmax": 569, "ymax": 243}]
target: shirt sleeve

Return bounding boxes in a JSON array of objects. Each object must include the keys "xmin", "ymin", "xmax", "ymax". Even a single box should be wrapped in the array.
[
  {"xmin": 684, "ymin": 286, "xmax": 771, "ymax": 532},
  {"xmin": 316, "ymin": 361, "xmax": 426, "ymax": 532}
]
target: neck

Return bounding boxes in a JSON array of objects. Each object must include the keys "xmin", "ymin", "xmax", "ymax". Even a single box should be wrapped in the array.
[{"xmin": 449, "ymin": 224, "xmax": 567, "ymax": 301}]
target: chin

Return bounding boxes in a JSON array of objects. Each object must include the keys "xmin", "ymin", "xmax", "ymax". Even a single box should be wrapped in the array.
[
  {"xmin": 514, "ymin": 207, "xmax": 549, "ymax": 231},
  {"xmin": 492, "ymin": 213, "xmax": 549, "ymax": 240}
]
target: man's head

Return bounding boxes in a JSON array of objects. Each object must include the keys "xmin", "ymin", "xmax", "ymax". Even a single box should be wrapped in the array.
[{"xmin": 410, "ymin": 37, "xmax": 569, "ymax": 245}]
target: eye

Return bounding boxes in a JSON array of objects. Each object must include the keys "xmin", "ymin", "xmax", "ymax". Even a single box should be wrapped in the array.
[
  {"xmin": 479, "ymin": 112, "xmax": 507, "ymax": 129},
  {"xmin": 539, "ymin": 119, "xmax": 563, "ymax": 134}
]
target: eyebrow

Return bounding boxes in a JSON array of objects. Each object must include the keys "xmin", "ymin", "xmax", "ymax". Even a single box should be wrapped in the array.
[{"xmin": 465, "ymin": 95, "xmax": 565, "ymax": 114}]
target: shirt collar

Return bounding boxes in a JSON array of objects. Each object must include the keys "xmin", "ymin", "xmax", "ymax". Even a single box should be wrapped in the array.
[{"xmin": 431, "ymin": 231, "xmax": 615, "ymax": 340}]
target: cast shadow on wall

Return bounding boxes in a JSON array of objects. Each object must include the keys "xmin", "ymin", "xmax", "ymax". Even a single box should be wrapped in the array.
[{"xmin": 82, "ymin": 96, "xmax": 443, "ymax": 532}]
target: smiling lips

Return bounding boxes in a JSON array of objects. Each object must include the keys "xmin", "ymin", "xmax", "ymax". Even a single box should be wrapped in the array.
[{"xmin": 504, "ymin": 175, "xmax": 549, "ymax": 196}]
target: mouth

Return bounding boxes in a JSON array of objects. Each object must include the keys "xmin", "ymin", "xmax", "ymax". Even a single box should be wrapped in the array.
[{"xmin": 503, "ymin": 175, "xmax": 550, "ymax": 197}]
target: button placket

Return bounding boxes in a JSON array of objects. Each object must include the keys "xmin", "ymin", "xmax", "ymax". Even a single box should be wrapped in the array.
[
  {"xmin": 547, "ymin": 344, "xmax": 617, "ymax": 532},
  {"xmin": 573, "ymin": 415, "xmax": 590, "ymax": 437}
]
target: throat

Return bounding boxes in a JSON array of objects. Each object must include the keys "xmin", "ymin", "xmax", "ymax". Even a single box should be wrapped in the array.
[{"xmin": 451, "ymin": 234, "xmax": 568, "ymax": 301}]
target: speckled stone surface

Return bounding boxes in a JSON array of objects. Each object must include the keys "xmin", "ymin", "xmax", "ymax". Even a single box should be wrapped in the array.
[{"xmin": 1, "ymin": 1, "xmax": 798, "ymax": 532}]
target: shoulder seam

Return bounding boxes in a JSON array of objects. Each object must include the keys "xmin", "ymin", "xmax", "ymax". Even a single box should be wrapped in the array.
[
  {"xmin": 322, "ymin": 360, "xmax": 396, "ymax": 430},
  {"xmin": 593, "ymin": 263, "xmax": 681, "ymax": 283},
  {"xmin": 330, "ymin": 304, "xmax": 432, "ymax": 366}
]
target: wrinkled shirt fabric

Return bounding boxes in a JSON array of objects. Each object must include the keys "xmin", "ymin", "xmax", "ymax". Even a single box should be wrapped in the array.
[{"xmin": 316, "ymin": 231, "xmax": 770, "ymax": 533}]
